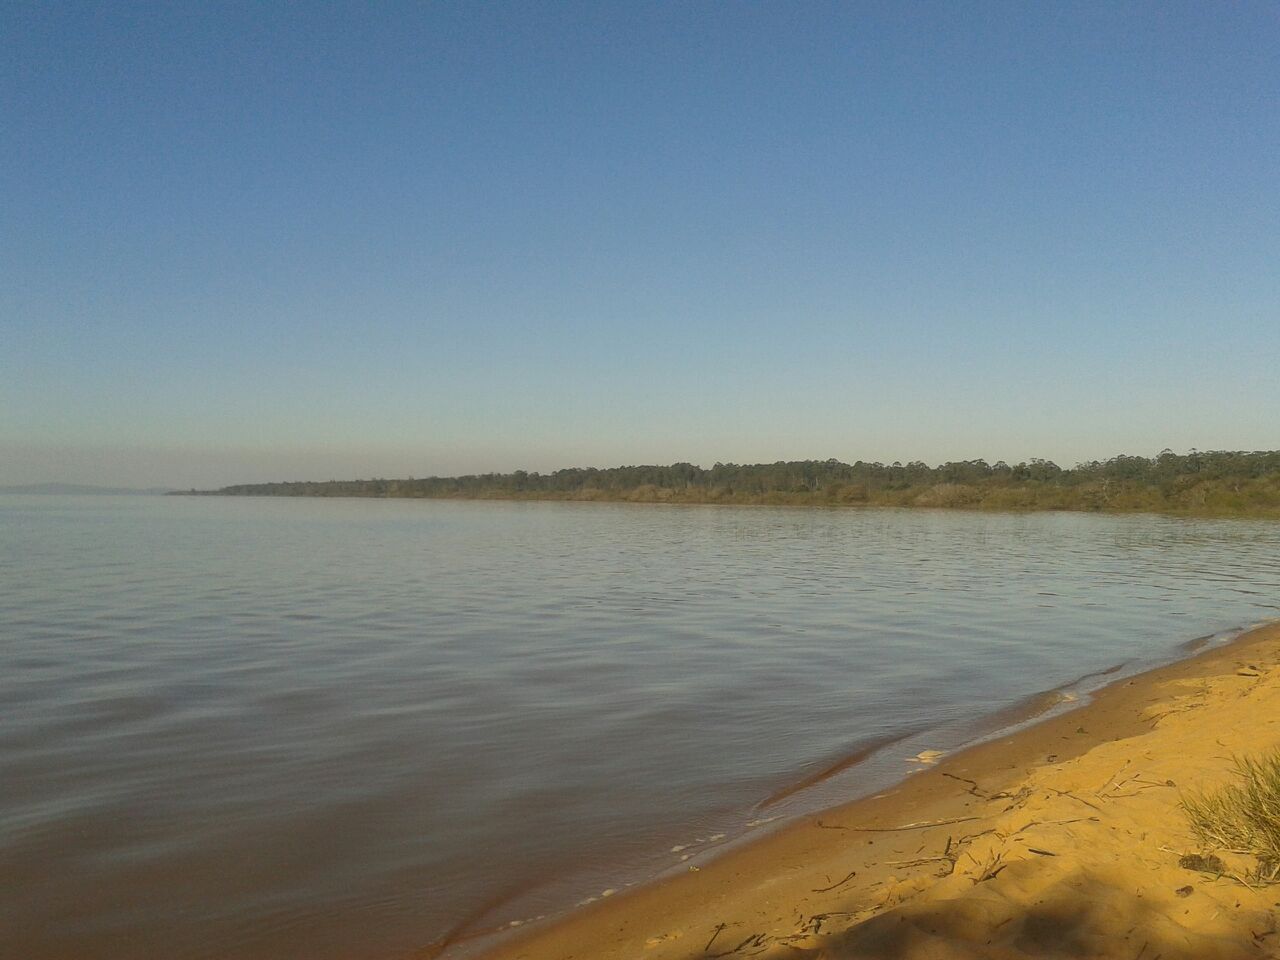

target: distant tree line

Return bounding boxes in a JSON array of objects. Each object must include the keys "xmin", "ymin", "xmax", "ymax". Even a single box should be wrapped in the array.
[{"xmin": 185, "ymin": 449, "xmax": 1280, "ymax": 516}]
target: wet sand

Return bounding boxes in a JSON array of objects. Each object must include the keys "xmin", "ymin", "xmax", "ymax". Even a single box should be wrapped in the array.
[{"xmin": 461, "ymin": 620, "xmax": 1280, "ymax": 960}]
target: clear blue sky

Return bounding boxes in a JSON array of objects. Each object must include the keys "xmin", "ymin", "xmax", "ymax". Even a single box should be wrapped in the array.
[{"xmin": 4, "ymin": 1, "xmax": 1278, "ymax": 487}]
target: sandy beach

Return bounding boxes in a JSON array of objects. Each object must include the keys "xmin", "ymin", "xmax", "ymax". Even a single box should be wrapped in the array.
[{"xmin": 463, "ymin": 620, "xmax": 1280, "ymax": 960}]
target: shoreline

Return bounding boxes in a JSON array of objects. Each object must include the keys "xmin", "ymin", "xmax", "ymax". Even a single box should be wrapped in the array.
[
  {"xmin": 178, "ymin": 490, "xmax": 1280, "ymax": 521},
  {"xmin": 457, "ymin": 618, "xmax": 1280, "ymax": 960}
]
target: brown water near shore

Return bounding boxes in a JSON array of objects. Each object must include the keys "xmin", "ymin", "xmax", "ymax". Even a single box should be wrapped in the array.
[
  {"xmin": 469, "ymin": 620, "xmax": 1280, "ymax": 960},
  {"xmin": 442, "ymin": 651, "xmax": 1200, "ymax": 956},
  {"xmin": 758, "ymin": 730, "xmax": 922, "ymax": 809}
]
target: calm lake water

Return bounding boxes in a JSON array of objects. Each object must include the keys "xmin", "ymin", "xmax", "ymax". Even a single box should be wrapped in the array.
[{"xmin": 2, "ymin": 495, "xmax": 1279, "ymax": 959}]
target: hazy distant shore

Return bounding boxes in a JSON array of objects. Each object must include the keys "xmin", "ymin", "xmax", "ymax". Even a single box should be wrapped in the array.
[
  {"xmin": 182, "ymin": 450, "xmax": 1280, "ymax": 518},
  {"xmin": 0, "ymin": 483, "xmax": 172, "ymax": 496}
]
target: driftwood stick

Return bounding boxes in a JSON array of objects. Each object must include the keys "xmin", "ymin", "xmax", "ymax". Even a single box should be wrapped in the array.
[
  {"xmin": 846, "ymin": 815, "xmax": 980, "ymax": 833},
  {"xmin": 709, "ymin": 932, "xmax": 767, "ymax": 957},
  {"xmin": 942, "ymin": 772, "xmax": 989, "ymax": 797},
  {"xmin": 704, "ymin": 922, "xmax": 727, "ymax": 953},
  {"xmin": 1046, "ymin": 787, "xmax": 1104, "ymax": 811},
  {"xmin": 886, "ymin": 855, "xmax": 954, "ymax": 867},
  {"xmin": 812, "ymin": 870, "xmax": 859, "ymax": 893},
  {"xmin": 1099, "ymin": 761, "xmax": 1131, "ymax": 794}
]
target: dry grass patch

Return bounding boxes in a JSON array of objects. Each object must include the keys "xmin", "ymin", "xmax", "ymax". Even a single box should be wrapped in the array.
[{"xmin": 1183, "ymin": 752, "xmax": 1280, "ymax": 883}]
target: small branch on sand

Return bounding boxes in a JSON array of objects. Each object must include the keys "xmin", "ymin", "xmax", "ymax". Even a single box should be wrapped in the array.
[
  {"xmin": 1011, "ymin": 815, "xmax": 1099, "ymax": 837},
  {"xmin": 886, "ymin": 855, "xmax": 954, "ymax": 868},
  {"xmin": 1230, "ymin": 872, "xmax": 1257, "ymax": 891},
  {"xmin": 708, "ymin": 932, "xmax": 768, "ymax": 957},
  {"xmin": 1099, "ymin": 761, "xmax": 1132, "ymax": 794},
  {"xmin": 1043, "ymin": 815, "xmax": 1100, "ymax": 826},
  {"xmin": 1001, "ymin": 787, "xmax": 1034, "ymax": 812},
  {"xmin": 812, "ymin": 870, "xmax": 858, "ymax": 893},
  {"xmin": 971, "ymin": 851, "xmax": 1007, "ymax": 884},
  {"xmin": 886, "ymin": 835, "xmax": 963, "ymax": 874},
  {"xmin": 704, "ymin": 922, "xmax": 727, "ymax": 953},
  {"xmin": 803, "ymin": 911, "xmax": 856, "ymax": 936},
  {"xmin": 1131, "ymin": 777, "xmax": 1176, "ymax": 788},
  {"xmin": 1046, "ymin": 787, "xmax": 1104, "ymax": 811},
  {"xmin": 1111, "ymin": 784, "xmax": 1173, "ymax": 798},
  {"xmin": 1106, "ymin": 775, "xmax": 1176, "ymax": 798},
  {"xmin": 846, "ymin": 815, "xmax": 980, "ymax": 833},
  {"xmin": 942, "ymin": 772, "xmax": 991, "ymax": 798}
]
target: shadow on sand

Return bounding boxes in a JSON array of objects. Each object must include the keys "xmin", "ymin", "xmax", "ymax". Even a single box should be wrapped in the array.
[{"xmin": 679, "ymin": 869, "xmax": 1276, "ymax": 960}]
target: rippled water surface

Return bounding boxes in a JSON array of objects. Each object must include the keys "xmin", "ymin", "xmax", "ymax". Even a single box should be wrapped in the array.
[{"xmin": 2, "ymin": 495, "xmax": 1279, "ymax": 959}]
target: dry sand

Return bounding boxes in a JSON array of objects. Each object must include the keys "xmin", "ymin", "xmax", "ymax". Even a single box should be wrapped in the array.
[{"xmin": 459, "ymin": 621, "xmax": 1280, "ymax": 960}]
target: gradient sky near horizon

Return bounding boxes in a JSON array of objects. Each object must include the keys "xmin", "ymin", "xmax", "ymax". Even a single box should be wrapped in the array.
[{"xmin": 4, "ymin": 2, "xmax": 1278, "ymax": 488}]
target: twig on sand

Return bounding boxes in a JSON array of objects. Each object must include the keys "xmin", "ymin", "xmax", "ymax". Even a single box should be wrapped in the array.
[
  {"xmin": 704, "ymin": 922, "xmax": 727, "ymax": 953},
  {"xmin": 812, "ymin": 870, "xmax": 858, "ymax": 893},
  {"xmin": 803, "ymin": 911, "xmax": 856, "ymax": 936},
  {"xmin": 972, "ymin": 850, "xmax": 1007, "ymax": 884},
  {"xmin": 942, "ymin": 772, "xmax": 991, "ymax": 798},
  {"xmin": 846, "ymin": 815, "xmax": 980, "ymax": 833},
  {"xmin": 1000, "ymin": 787, "xmax": 1034, "ymax": 812},
  {"xmin": 887, "ymin": 835, "xmax": 963, "ymax": 873},
  {"xmin": 1105, "ymin": 774, "xmax": 1175, "ymax": 799},
  {"xmin": 1111, "ymin": 783, "xmax": 1174, "ymax": 798},
  {"xmin": 1131, "ymin": 776, "xmax": 1176, "ymax": 788},
  {"xmin": 1010, "ymin": 815, "xmax": 1099, "ymax": 837},
  {"xmin": 1100, "ymin": 761, "xmax": 1132, "ymax": 795},
  {"xmin": 1042, "ymin": 815, "xmax": 1100, "ymax": 826},
  {"xmin": 886, "ymin": 855, "xmax": 955, "ymax": 868},
  {"xmin": 1231, "ymin": 872, "xmax": 1257, "ymax": 891},
  {"xmin": 708, "ymin": 932, "xmax": 768, "ymax": 957},
  {"xmin": 1046, "ymin": 787, "xmax": 1104, "ymax": 811}
]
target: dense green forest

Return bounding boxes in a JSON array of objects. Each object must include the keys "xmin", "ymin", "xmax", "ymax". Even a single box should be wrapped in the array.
[{"xmin": 191, "ymin": 450, "xmax": 1280, "ymax": 516}]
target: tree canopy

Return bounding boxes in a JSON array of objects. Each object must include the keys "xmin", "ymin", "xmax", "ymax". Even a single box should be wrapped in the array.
[{"xmin": 189, "ymin": 450, "xmax": 1280, "ymax": 517}]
